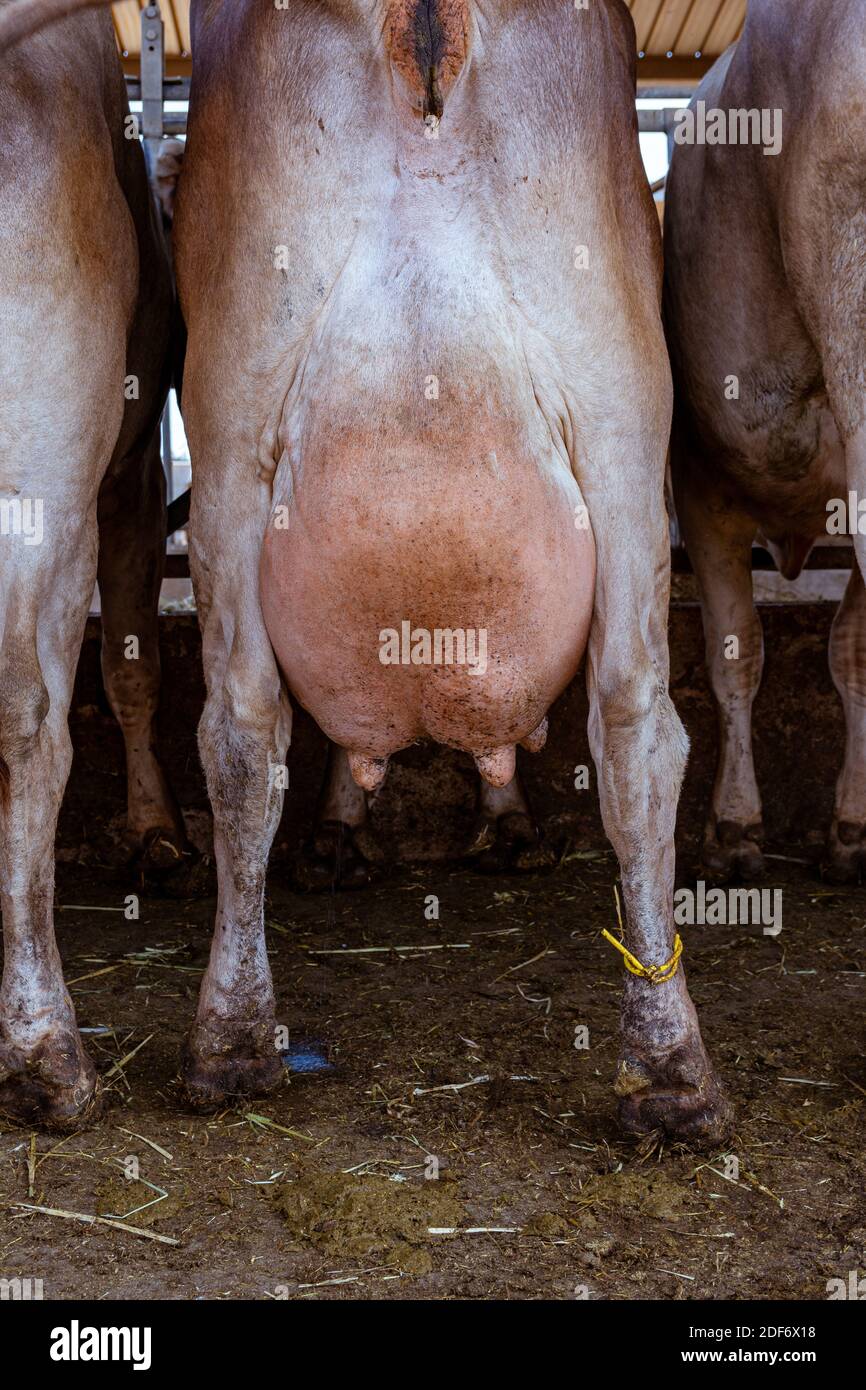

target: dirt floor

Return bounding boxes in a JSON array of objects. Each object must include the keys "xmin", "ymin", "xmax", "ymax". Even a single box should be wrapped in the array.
[{"xmin": 2, "ymin": 842, "xmax": 865, "ymax": 1301}]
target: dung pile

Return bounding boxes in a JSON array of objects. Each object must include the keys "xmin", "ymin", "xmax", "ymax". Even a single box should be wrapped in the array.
[
  {"xmin": 272, "ymin": 1169, "xmax": 466, "ymax": 1275},
  {"xmin": 95, "ymin": 1176, "xmax": 183, "ymax": 1229},
  {"xmin": 580, "ymin": 1168, "xmax": 695, "ymax": 1222}
]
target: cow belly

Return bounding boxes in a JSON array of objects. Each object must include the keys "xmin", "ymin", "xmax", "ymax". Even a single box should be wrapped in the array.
[{"xmin": 259, "ymin": 457, "xmax": 594, "ymax": 771}]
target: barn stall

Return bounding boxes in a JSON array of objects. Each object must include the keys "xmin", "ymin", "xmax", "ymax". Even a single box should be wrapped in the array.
[{"xmin": 0, "ymin": 0, "xmax": 864, "ymax": 1332}]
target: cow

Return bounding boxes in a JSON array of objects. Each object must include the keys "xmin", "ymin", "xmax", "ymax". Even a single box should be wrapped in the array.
[
  {"xmin": 0, "ymin": 7, "xmax": 186, "ymax": 1127},
  {"xmin": 2, "ymin": 0, "xmax": 729, "ymax": 1144},
  {"xmin": 137, "ymin": 128, "xmax": 551, "ymax": 892},
  {"xmin": 148, "ymin": 133, "xmax": 550, "ymax": 892},
  {"xmin": 664, "ymin": 0, "xmax": 866, "ymax": 883}
]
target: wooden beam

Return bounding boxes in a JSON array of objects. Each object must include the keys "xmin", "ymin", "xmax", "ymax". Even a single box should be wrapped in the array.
[
  {"xmin": 636, "ymin": 55, "xmax": 714, "ymax": 86},
  {"xmin": 121, "ymin": 54, "xmax": 191, "ymax": 77}
]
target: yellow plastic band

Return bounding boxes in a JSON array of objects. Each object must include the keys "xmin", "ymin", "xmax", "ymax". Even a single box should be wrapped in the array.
[
  {"xmin": 602, "ymin": 885, "xmax": 683, "ymax": 985},
  {"xmin": 601, "ymin": 928, "xmax": 683, "ymax": 984}
]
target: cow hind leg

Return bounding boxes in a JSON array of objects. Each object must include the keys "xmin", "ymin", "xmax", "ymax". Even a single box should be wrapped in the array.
[
  {"xmin": 826, "ymin": 561, "xmax": 866, "ymax": 880},
  {"xmin": 97, "ymin": 433, "xmax": 190, "ymax": 881},
  {"xmin": 588, "ymin": 633, "xmax": 729, "ymax": 1144},
  {"xmin": 674, "ymin": 461, "xmax": 765, "ymax": 880},
  {"xmin": 182, "ymin": 583, "xmax": 291, "ymax": 1106},
  {"xmin": 581, "ymin": 428, "xmax": 729, "ymax": 1146},
  {"xmin": 293, "ymin": 743, "xmax": 372, "ymax": 891},
  {"xmin": 0, "ymin": 558, "xmax": 100, "ymax": 1129},
  {"xmin": 827, "ymin": 424, "xmax": 866, "ymax": 882},
  {"xmin": 465, "ymin": 771, "xmax": 554, "ymax": 873}
]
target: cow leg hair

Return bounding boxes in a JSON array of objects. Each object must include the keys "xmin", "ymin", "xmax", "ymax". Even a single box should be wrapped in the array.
[
  {"xmin": 465, "ymin": 772, "xmax": 554, "ymax": 873},
  {"xmin": 673, "ymin": 460, "xmax": 765, "ymax": 881},
  {"xmin": 0, "ymin": 553, "xmax": 101, "ymax": 1129},
  {"xmin": 182, "ymin": 599, "xmax": 290, "ymax": 1107},
  {"xmin": 827, "ymin": 423, "xmax": 866, "ymax": 883},
  {"xmin": 294, "ymin": 742, "xmax": 372, "ymax": 891},
  {"xmin": 97, "ymin": 430, "xmax": 190, "ymax": 878},
  {"xmin": 580, "ymin": 436, "xmax": 730, "ymax": 1146}
]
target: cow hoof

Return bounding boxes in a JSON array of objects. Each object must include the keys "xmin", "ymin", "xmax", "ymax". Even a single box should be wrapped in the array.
[
  {"xmin": 293, "ymin": 820, "xmax": 372, "ymax": 892},
  {"xmin": 181, "ymin": 1025, "xmax": 284, "ymax": 1109},
  {"xmin": 133, "ymin": 829, "xmax": 212, "ymax": 899},
  {"xmin": 0, "ymin": 1033, "xmax": 101, "ymax": 1132},
  {"xmin": 821, "ymin": 822, "xmax": 865, "ymax": 884},
  {"xmin": 615, "ymin": 1043, "xmax": 732, "ymax": 1148},
  {"xmin": 465, "ymin": 812, "xmax": 556, "ymax": 875},
  {"xmin": 702, "ymin": 819, "xmax": 765, "ymax": 882},
  {"xmin": 136, "ymin": 825, "xmax": 190, "ymax": 872}
]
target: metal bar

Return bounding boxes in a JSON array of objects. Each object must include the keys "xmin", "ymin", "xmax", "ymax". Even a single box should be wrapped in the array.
[
  {"xmin": 138, "ymin": 6, "xmax": 173, "ymax": 496},
  {"xmin": 637, "ymin": 86, "xmax": 702, "ymax": 101},
  {"xmin": 126, "ymin": 77, "xmax": 190, "ymax": 103},
  {"xmin": 637, "ymin": 109, "xmax": 682, "ymax": 133},
  {"xmin": 166, "ymin": 488, "xmax": 191, "ymax": 539},
  {"xmin": 161, "ymin": 113, "xmax": 187, "ymax": 136},
  {"xmin": 161, "ymin": 544, "xmax": 856, "ymax": 580},
  {"xmin": 164, "ymin": 552, "xmax": 190, "ymax": 579},
  {"xmin": 140, "ymin": 4, "xmax": 165, "ymax": 182},
  {"xmin": 161, "ymin": 399, "xmax": 174, "ymax": 509},
  {"xmin": 671, "ymin": 545, "xmax": 855, "ymax": 575}
]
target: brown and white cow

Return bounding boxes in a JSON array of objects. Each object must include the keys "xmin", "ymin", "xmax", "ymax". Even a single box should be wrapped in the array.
[
  {"xmin": 2, "ymin": 0, "xmax": 729, "ymax": 1143},
  {"xmin": 0, "ymin": 7, "xmax": 186, "ymax": 1127},
  {"xmin": 664, "ymin": 0, "xmax": 866, "ymax": 883}
]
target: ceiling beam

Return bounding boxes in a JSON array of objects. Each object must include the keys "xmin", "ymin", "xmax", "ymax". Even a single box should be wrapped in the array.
[
  {"xmin": 121, "ymin": 54, "xmax": 191, "ymax": 77},
  {"xmin": 637, "ymin": 55, "xmax": 714, "ymax": 85}
]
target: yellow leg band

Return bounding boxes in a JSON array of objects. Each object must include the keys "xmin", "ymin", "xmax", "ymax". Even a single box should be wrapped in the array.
[
  {"xmin": 601, "ymin": 928, "xmax": 683, "ymax": 984},
  {"xmin": 602, "ymin": 884, "xmax": 683, "ymax": 984}
]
